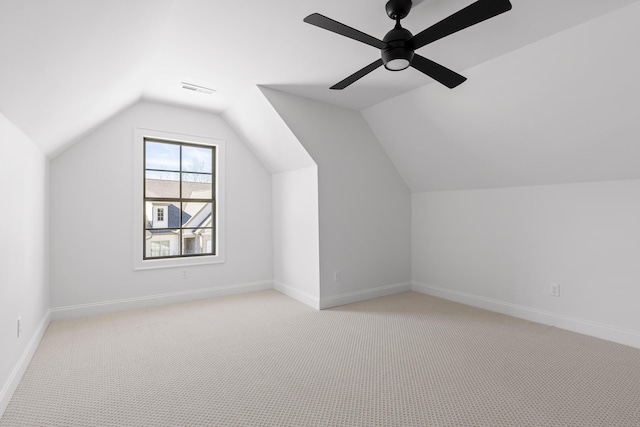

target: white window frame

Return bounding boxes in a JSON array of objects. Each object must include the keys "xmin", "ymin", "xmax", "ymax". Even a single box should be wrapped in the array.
[{"xmin": 133, "ymin": 127, "xmax": 225, "ymax": 270}]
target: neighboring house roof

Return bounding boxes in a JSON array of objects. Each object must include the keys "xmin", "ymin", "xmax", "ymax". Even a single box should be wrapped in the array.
[
  {"xmin": 145, "ymin": 179, "xmax": 211, "ymax": 199},
  {"xmin": 169, "ymin": 203, "xmax": 190, "ymax": 228},
  {"xmin": 183, "ymin": 204, "xmax": 212, "ymax": 232}
]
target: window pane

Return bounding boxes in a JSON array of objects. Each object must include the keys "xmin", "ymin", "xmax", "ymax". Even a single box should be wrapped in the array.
[
  {"xmin": 181, "ymin": 202, "xmax": 212, "ymax": 228},
  {"xmin": 145, "ymin": 203, "xmax": 184, "ymax": 229},
  {"xmin": 145, "ymin": 171, "xmax": 180, "ymax": 198},
  {"xmin": 146, "ymin": 141, "xmax": 180, "ymax": 171},
  {"xmin": 182, "ymin": 173, "xmax": 212, "ymax": 199},
  {"xmin": 182, "ymin": 228, "xmax": 213, "ymax": 255},
  {"xmin": 145, "ymin": 232, "xmax": 180, "ymax": 258},
  {"xmin": 182, "ymin": 145, "xmax": 212, "ymax": 173}
]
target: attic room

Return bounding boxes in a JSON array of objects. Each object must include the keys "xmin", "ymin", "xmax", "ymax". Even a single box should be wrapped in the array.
[{"xmin": 2, "ymin": 0, "xmax": 640, "ymax": 425}]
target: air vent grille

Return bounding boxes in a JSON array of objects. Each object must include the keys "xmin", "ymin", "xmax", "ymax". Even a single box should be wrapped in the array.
[{"xmin": 181, "ymin": 82, "xmax": 216, "ymax": 95}]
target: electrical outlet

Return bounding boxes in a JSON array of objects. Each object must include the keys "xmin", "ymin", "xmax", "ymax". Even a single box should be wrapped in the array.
[
  {"xmin": 333, "ymin": 270, "xmax": 340, "ymax": 282},
  {"xmin": 17, "ymin": 316, "xmax": 22, "ymax": 338},
  {"xmin": 550, "ymin": 283, "xmax": 560, "ymax": 297},
  {"xmin": 181, "ymin": 269, "xmax": 188, "ymax": 279}
]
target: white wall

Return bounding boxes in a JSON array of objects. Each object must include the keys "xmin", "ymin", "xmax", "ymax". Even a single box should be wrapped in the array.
[
  {"xmin": 49, "ymin": 101, "xmax": 273, "ymax": 317},
  {"xmin": 0, "ymin": 114, "xmax": 50, "ymax": 415},
  {"xmin": 272, "ymin": 166, "xmax": 320, "ymax": 307},
  {"xmin": 260, "ymin": 88, "xmax": 412, "ymax": 307},
  {"xmin": 412, "ymin": 179, "xmax": 640, "ymax": 347},
  {"xmin": 224, "ymin": 87, "xmax": 320, "ymax": 309}
]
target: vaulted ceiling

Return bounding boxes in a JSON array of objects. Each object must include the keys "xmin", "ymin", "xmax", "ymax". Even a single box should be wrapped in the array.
[
  {"xmin": 364, "ymin": 0, "xmax": 640, "ymax": 191},
  {"xmin": 2, "ymin": 0, "xmax": 640, "ymax": 189}
]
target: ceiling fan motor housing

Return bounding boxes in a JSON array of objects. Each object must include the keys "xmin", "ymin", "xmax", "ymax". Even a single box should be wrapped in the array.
[{"xmin": 382, "ymin": 26, "xmax": 414, "ymax": 70}]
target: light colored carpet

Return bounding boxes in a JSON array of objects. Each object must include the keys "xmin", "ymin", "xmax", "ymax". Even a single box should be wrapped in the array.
[{"xmin": 2, "ymin": 290, "xmax": 640, "ymax": 426}]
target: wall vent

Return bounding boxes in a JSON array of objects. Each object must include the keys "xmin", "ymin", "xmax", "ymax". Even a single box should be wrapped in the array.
[{"xmin": 181, "ymin": 82, "xmax": 216, "ymax": 95}]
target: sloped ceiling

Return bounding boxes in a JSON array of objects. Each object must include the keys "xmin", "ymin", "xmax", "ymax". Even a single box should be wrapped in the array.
[
  {"xmin": 0, "ymin": 0, "xmax": 174, "ymax": 155},
  {"xmin": 1, "ymin": 0, "xmax": 639, "ymax": 189},
  {"xmin": 364, "ymin": 1, "xmax": 640, "ymax": 192}
]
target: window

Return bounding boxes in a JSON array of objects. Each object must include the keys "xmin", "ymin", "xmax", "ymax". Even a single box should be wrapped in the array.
[
  {"xmin": 150, "ymin": 241, "xmax": 170, "ymax": 257},
  {"xmin": 144, "ymin": 138, "xmax": 215, "ymax": 259},
  {"xmin": 134, "ymin": 128, "xmax": 225, "ymax": 270}
]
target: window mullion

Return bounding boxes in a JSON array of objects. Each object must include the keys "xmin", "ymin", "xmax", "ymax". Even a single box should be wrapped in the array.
[{"xmin": 179, "ymin": 145, "xmax": 183, "ymax": 256}]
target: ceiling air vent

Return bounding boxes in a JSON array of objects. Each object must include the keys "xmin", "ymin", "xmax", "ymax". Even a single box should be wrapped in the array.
[{"xmin": 181, "ymin": 82, "xmax": 216, "ymax": 95}]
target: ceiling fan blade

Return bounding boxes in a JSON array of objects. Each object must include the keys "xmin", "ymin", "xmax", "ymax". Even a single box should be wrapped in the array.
[
  {"xmin": 330, "ymin": 59, "xmax": 384, "ymax": 90},
  {"xmin": 411, "ymin": 54, "xmax": 466, "ymax": 88},
  {"xmin": 304, "ymin": 13, "xmax": 386, "ymax": 50},
  {"xmin": 410, "ymin": 0, "xmax": 512, "ymax": 50}
]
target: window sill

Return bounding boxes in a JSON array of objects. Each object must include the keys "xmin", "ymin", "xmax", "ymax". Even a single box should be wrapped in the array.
[{"xmin": 134, "ymin": 254, "xmax": 225, "ymax": 271}]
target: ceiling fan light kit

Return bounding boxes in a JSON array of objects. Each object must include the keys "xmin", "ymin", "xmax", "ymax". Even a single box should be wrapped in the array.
[
  {"xmin": 382, "ymin": 23, "xmax": 414, "ymax": 71},
  {"xmin": 304, "ymin": 0, "xmax": 512, "ymax": 89}
]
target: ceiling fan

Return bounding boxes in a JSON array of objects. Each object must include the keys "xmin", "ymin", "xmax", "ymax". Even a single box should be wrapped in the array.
[{"xmin": 304, "ymin": 0, "xmax": 512, "ymax": 90}]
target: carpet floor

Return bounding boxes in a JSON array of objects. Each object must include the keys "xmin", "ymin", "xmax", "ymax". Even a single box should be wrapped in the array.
[{"xmin": 2, "ymin": 290, "xmax": 640, "ymax": 426}]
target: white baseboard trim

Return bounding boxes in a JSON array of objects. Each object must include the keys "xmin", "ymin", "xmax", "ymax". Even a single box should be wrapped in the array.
[
  {"xmin": 273, "ymin": 281, "xmax": 320, "ymax": 310},
  {"xmin": 320, "ymin": 282, "xmax": 412, "ymax": 310},
  {"xmin": 50, "ymin": 280, "xmax": 273, "ymax": 320},
  {"xmin": 0, "ymin": 309, "xmax": 51, "ymax": 418},
  {"xmin": 412, "ymin": 281, "xmax": 640, "ymax": 349}
]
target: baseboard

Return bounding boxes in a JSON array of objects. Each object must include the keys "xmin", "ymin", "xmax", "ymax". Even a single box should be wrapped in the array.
[
  {"xmin": 273, "ymin": 281, "xmax": 320, "ymax": 310},
  {"xmin": 412, "ymin": 281, "xmax": 640, "ymax": 349},
  {"xmin": 0, "ymin": 309, "xmax": 51, "ymax": 418},
  {"xmin": 50, "ymin": 280, "xmax": 273, "ymax": 320},
  {"xmin": 320, "ymin": 282, "xmax": 412, "ymax": 310}
]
